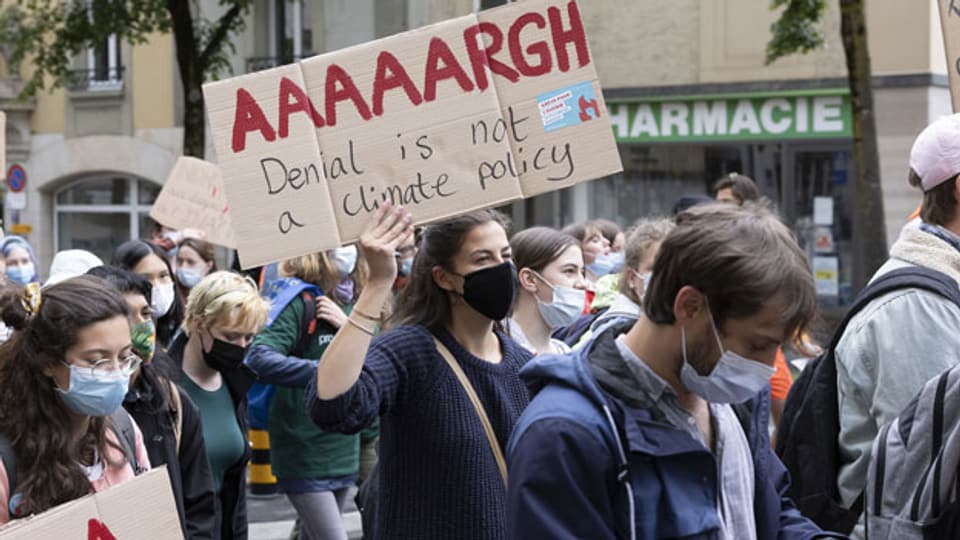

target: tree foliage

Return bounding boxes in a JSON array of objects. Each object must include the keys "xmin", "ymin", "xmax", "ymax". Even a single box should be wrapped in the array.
[
  {"xmin": 0, "ymin": 0, "xmax": 253, "ymax": 156},
  {"xmin": 765, "ymin": 0, "xmax": 888, "ymax": 292},
  {"xmin": 765, "ymin": 0, "xmax": 828, "ymax": 65}
]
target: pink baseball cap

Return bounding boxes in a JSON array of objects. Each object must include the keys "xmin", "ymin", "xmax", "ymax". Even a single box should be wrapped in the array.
[{"xmin": 910, "ymin": 113, "xmax": 960, "ymax": 191}]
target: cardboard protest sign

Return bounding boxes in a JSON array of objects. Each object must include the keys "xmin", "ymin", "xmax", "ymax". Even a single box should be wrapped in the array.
[
  {"xmin": 300, "ymin": 14, "xmax": 522, "ymax": 242},
  {"xmin": 206, "ymin": 63, "xmax": 341, "ymax": 266},
  {"xmin": 477, "ymin": 0, "xmax": 621, "ymax": 197},
  {"xmin": 0, "ymin": 467, "xmax": 183, "ymax": 540},
  {"xmin": 940, "ymin": 0, "xmax": 960, "ymax": 111},
  {"xmin": 150, "ymin": 156, "xmax": 237, "ymax": 248},
  {"xmin": 204, "ymin": 0, "xmax": 621, "ymax": 268}
]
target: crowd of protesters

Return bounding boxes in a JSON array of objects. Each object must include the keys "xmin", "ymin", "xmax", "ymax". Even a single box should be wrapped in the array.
[{"xmin": 3, "ymin": 114, "xmax": 960, "ymax": 540}]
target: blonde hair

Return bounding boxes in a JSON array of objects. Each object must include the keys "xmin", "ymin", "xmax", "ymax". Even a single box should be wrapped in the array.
[
  {"xmin": 183, "ymin": 271, "xmax": 269, "ymax": 332},
  {"xmin": 279, "ymin": 249, "xmax": 367, "ymax": 305}
]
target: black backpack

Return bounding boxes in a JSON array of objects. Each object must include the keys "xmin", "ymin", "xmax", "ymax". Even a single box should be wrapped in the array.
[{"xmin": 775, "ymin": 266, "xmax": 960, "ymax": 534}]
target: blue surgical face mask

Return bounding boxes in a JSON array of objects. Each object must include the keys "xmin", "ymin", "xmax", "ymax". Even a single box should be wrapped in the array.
[
  {"xmin": 6, "ymin": 263, "xmax": 34, "ymax": 285},
  {"xmin": 679, "ymin": 302, "xmax": 775, "ymax": 404},
  {"xmin": 587, "ymin": 253, "xmax": 624, "ymax": 277},
  {"xmin": 175, "ymin": 267, "xmax": 205, "ymax": 289},
  {"xmin": 56, "ymin": 363, "xmax": 134, "ymax": 416}
]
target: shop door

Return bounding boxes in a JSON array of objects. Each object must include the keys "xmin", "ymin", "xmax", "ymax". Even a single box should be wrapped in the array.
[{"xmin": 783, "ymin": 144, "xmax": 855, "ymax": 307}]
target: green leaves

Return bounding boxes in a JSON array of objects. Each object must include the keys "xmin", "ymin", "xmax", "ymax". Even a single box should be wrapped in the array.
[
  {"xmin": 0, "ymin": 0, "xmax": 250, "ymax": 100},
  {"xmin": 766, "ymin": 0, "xmax": 828, "ymax": 65}
]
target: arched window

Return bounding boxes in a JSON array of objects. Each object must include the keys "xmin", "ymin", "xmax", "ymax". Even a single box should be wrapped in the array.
[{"xmin": 54, "ymin": 175, "xmax": 160, "ymax": 263}]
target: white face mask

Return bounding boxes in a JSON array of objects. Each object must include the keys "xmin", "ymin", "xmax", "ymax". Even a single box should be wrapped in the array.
[
  {"xmin": 679, "ymin": 305, "xmax": 775, "ymax": 404},
  {"xmin": 533, "ymin": 272, "xmax": 585, "ymax": 329},
  {"xmin": 330, "ymin": 245, "xmax": 358, "ymax": 278},
  {"xmin": 151, "ymin": 282, "xmax": 176, "ymax": 318},
  {"xmin": 633, "ymin": 270, "xmax": 652, "ymax": 303}
]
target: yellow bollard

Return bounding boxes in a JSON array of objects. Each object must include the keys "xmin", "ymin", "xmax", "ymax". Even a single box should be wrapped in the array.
[{"xmin": 248, "ymin": 429, "xmax": 278, "ymax": 495}]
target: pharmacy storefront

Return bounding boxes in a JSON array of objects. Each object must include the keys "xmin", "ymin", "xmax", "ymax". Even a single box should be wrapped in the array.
[{"xmin": 527, "ymin": 89, "xmax": 857, "ymax": 306}]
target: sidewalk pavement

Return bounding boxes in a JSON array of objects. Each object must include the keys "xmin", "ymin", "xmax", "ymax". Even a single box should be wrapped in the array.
[{"xmin": 247, "ymin": 488, "xmax": 363, "ymax": 540}]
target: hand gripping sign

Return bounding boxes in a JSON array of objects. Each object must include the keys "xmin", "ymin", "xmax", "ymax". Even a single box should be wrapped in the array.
[{"xmin": 204, "ymin": 0, "xmax": 622, "ymax": 268}]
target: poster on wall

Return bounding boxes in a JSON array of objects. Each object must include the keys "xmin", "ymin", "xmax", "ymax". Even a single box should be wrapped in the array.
[{"xmin": 204, "ymin": 0, "xmax": 622, "ymax": 268}]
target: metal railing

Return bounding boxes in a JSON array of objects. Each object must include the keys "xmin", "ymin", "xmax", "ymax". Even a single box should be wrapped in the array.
[{"xmin": 66, "ymin": 66, "xmax": 125, "ymax": 92}]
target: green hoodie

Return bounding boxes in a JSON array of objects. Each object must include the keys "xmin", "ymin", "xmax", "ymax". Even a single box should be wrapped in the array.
[{"xmin": 253, "ymin": 296, "xmax": 360, "ymax": 480}]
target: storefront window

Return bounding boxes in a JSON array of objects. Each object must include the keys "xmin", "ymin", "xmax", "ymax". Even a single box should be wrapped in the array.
[
  {"xmin": 55, "ymin": 175, "xmax": 160, "ymax": 263},
  {"xmin": 589, "ymin": 144, "xmax": 746, "ymax": 224}
]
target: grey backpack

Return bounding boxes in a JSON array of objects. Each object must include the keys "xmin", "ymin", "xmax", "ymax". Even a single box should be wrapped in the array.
[{"xmin": 866, "ymin": 365, "xmax": 960, "ymax": 539}]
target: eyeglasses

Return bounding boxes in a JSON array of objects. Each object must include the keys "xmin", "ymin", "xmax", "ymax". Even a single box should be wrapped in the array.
[{"xmin": 62, "ymin": 355, "xmax": 142, "ymax": 378}]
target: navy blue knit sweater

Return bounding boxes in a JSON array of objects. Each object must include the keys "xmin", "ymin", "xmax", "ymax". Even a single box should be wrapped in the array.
[{"xmin": 305, "ymin": 324, "xmax": 533, "ymax": 540}]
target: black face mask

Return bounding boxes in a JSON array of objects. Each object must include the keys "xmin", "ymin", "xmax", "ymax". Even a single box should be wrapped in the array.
[
  {"xmin": 202, "ymin": 338, "xmax": 248, "ymax": 372},
  {"xmin": 458, "ymin": 262, "xmax": 517, "ymax": 321}
]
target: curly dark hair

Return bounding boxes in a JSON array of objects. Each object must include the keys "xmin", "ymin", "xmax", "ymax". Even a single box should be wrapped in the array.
[{"xmin": 0, "ymin": 275, "xmax": 130, "ymax": 516}]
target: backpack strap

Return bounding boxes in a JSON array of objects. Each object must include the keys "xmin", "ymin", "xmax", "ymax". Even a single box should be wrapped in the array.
[
  {"xmin": 292, "ymin": 290, "xmax": 318, "ymax": 358},
  {"xmin": 826, "ymin": 266, "xmax": 960, "ymax": 353},
  {"xmin": 0, "ymin": 434, "xmax": 15, "ymax": 496},
  {"xmin": 166, "ymin": 379, "xmax": 183, "ymax": 456},
  {"xmin": 110, "ymin": 409, "xmax": 143, "ymax": 475}
]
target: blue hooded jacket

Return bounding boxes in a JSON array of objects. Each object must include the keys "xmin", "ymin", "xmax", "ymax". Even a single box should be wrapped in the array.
[{"xmin": 506, "ymin": 323, "xmax": 846, "ymax": 540}]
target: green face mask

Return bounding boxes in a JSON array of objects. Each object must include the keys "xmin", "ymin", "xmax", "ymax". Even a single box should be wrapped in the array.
[{"xmin": 131, "ymin": 320, "xmax": 157, "ymax": 363}]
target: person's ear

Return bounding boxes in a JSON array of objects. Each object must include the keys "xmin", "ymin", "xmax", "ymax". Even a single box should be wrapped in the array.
[
  {"xmin": 673, "ymin": 285, "xmax": 706, "ymax": 325},
  {"xmin": 517, "ymin": 268, "xmax": 540, "ymax": 294},
  {"xmin": 431, "ymin": 265, "xmax": 459, "ymax": 293}
]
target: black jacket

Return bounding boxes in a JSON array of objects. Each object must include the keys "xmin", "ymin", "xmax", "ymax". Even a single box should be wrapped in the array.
[
  {"xmin": 169, "ymin": 331, "xmax": 256, "ymax": 540},
  {"xmin": 124, "ymin": 356, "xmax": 217, "ymax": 539}
]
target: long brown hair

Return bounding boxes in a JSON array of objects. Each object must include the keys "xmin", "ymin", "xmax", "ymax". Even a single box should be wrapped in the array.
[
  {"xmin": 0, "ymin": 276, "xmax": 130, "ymax": 515},
  {"xmin": 392, "ymin": 209, "xmax": 510, "ymax": 331}
]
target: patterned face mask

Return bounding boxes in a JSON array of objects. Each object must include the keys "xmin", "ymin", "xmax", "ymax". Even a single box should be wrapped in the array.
[{"xmin": 131, "ymin": 320, "xmax": 157, "ymax": 363}]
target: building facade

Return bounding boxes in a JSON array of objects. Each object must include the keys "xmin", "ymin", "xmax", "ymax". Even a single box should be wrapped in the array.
[{"xmin": 0, "ymin": 0, "xmax": 950, "ymax": 306}]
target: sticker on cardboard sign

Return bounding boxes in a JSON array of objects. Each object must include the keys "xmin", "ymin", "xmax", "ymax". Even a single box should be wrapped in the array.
[{"xmin": 537, "ymin": 81, "xmax": 601, "ymax": 133}]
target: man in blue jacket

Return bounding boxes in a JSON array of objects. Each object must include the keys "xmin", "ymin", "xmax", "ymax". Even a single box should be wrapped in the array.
[{"xmin": 506, "ymin": 203, "xmax": 845, "ymax": 539}]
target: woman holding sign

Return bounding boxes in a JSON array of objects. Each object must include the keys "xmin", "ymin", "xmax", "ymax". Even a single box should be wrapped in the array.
[
  {"xmin": 0, "ymin": 277, "xmax": 150, "ymax": 523},
  {"xmin": 305, "ymin": 203, "xmax": 533, "ymax": 540}
]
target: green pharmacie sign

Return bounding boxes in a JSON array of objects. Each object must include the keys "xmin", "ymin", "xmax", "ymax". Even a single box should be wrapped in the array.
[{"xmin": 607, "ymin": 90, "xmax": 852, "ymax": 143}]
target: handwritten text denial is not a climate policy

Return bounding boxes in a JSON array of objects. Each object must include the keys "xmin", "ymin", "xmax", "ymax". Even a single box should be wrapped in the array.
[{"xmin": 205, "ymin": 0, "xmax": 621, "ymax": 268}]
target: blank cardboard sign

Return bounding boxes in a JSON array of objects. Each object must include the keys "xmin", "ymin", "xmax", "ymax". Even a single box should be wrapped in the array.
[
  {"xmin": 150, "ymin": 157, "xmax": 237, "ymax": 248},
  {"xmin": 0, "ymin": 467, "xmax": 182, "ymax": 540},
  {"xmin": 205, "ymin": 0, "xmax": 621, "ymax": 268}
]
